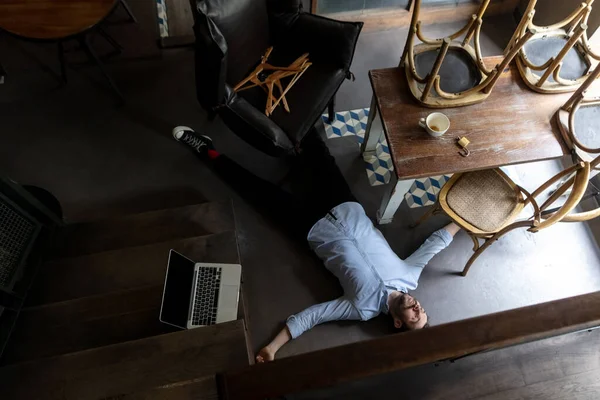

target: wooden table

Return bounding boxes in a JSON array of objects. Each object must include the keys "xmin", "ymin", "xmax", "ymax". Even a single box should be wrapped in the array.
[
  {"xmin": 362, "ymin": 57, "xmax": 571, "ymax": 224},
  {"xmin": 0, "ymin": 0, "xmax": 117, "ymax": 40},
  {"xmin": 0, "ymin": 0, "xmax": 128, "ymax": 99}
]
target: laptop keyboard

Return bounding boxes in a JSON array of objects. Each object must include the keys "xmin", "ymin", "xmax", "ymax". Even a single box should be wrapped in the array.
[{"xmin": 191, "ymin": 267, "xmax": 222, "ymax": 326}]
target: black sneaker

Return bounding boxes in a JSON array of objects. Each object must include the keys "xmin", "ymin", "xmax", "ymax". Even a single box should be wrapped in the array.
[{"xmin": 172, "ymin": 126, "xmax": 214, "ymax": 156}]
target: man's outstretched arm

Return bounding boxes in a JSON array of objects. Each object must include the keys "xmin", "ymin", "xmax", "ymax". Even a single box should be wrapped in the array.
[
  {"xmin": 256, "ymin": 297, "xmax": 360, "ymax": 362},
  {"xmin": 404, "ymin": 223, "xmax": 459, "ymax": 268},
  {"xmin": 399, "ymin": 223, "xmax": 460, "ymax": 286}
]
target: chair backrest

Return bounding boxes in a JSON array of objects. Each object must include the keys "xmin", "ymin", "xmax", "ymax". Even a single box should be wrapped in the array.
[
  {"xmin": 555, "ymin": 155, "xmax": 600, "ymax": 223},
  {"xmin": 191, "ymin": 0, "xmax": 271, "ymax": 110},
  {"xmin": 558, "ymin": 62, "xmax": 600, "ymax": 156},
  {"xmin": 399, "ymin": 0, "xmax": 532, "ymax": 107},
  {"xmin": 526, "ymin": 160, "xmax": 592, "ymax": 232},
  {"xmin": 507, "ymin": 0, "xmax": 600, "ymax": 93}
]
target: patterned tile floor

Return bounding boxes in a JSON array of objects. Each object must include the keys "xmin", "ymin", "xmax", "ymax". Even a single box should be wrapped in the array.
[{"xmin": 322, "ymin": 108, "xmax": 451, "ymax": 208}]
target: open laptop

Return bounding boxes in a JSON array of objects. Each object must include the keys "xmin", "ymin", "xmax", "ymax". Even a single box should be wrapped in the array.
[{"xmin": 159, "ymin": 250, "xmax": 242, "ymax": 329}]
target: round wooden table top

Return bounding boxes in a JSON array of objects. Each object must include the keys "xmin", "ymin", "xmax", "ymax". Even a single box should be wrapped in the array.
[{"xmin": 0, "ymin": 0, "xmax": 117, "ymax": 40}]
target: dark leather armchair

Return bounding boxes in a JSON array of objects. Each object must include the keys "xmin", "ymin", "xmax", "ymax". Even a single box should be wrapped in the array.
[{"xmin": 191, "ymin": 0, "xmax": 363, "ymax": 156}]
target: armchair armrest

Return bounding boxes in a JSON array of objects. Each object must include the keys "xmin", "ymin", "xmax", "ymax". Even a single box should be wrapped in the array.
[
  {"xmin": 220, "ymin": 87, "xmax": 295, "ymax": 157},
  {"xmin": 271, "ymin": 11, "xmax": 363, "ymax": 71}
]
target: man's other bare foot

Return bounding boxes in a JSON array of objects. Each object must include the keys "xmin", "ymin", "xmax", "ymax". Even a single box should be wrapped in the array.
[{"xmin": 256, "ymin": 346, "xmax": 275, "ymax": 363}]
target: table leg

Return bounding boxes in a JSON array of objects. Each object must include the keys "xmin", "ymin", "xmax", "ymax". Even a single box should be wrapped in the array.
[
  {"xmin": 377, "ymin": 174, "xmax": 415, "ymax": 224},
  {"xmin": 360, "ymin": 95, "xmax": 384, "ymax": 159}
]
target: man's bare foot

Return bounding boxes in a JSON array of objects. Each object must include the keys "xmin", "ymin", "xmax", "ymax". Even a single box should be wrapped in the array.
[{"xmin": 255, "ymin": 346, "xmax": 275, "ymax": 363}]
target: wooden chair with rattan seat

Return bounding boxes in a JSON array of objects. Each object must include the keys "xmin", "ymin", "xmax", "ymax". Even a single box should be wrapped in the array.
[
  {"xmin": 414, "ymin": 163, "xmax": 592, "ymax": 276},
  {"xmin": 399, "ymin": 0, "xmax": 533, "ymax": 108},
  {"xmin": 507, "ymin": 0, "xmax": 600, "ymax": 94}
]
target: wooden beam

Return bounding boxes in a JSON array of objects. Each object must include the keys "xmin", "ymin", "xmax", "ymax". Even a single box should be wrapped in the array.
[
  {"xmin": 324, "ymin": 0, "xmax": 521, "ymax": 33},
  {"xmin": 219, "ymin": 290, "xmax": 600, "ymax": 400}
]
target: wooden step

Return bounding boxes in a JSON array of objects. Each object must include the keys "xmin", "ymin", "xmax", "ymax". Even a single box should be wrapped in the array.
[
  {"xmin": 50, "ymin": 201, "xmax": 235, "ymax": 258},
  {"xmin": 1, "ymin": 285, "xmax": 175, "ymax": 365},
  {"xmin": 27, "ymin": 231, "xmax": 240, "ymax": 306},
  {"xmin": 4, "ymin": 278, "xmax": 251, "ymax": 366},
  {"xmin": 4, "ymin": 232, "xmax": 248, "ymax": 365},
  {"xmin": 0, "ymin": 320, "xmax": 249, "ymax": 400}
]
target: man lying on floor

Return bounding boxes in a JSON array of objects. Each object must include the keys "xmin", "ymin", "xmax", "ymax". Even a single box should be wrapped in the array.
[{"xmin": 172, "ymin": 125, "xmax": 460, "ymax": 363}]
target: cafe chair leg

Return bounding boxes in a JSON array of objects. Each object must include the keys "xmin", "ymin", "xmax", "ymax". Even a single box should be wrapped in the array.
[
  {"xmin": 461, "ymin": 246, "xmax": 486, "ymax": 277},
  {"xmin": 461, "ymin": 223, "xmax": 523, "ymax": 276},
  {"xmin": 470, "ymin": 234, "xmax": 481, "ymax": 252},
  {"xmin": 462, "ymin": 236, "xmax": 499, "ymax": 276},
  {"xmin": 79, "ymin": 35, "xmax": 124, "ymax": 102},
  {"xmin": 98, "ymin": 26, "xmax": 123, "ymax": 54},
  {"xmin": 410, "ymin": 202, "xmax": 440, "ymax": 228},
  {"xmin": 120, "ymin": 0, "xmax": 137, "ymax": 23}
]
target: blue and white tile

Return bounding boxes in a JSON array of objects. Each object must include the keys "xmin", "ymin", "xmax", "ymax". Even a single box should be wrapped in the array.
[
  {"xmin": 404, "ymin": 175, "xmax": 451, "ymax": 208},
  {"xmin": 323, "ymin": 108, "xmax": 452, "ymax": 207},
  {"xmin": 321, "ymin": 108, "xmax": 369, "ymax": 138},
  {"xmin": 364, "ymin": 141, "xmax": 393, "ymax": 186},
  {"xmin": 156, "ymin": 0, "xmax": 169, "ymax": 38}
]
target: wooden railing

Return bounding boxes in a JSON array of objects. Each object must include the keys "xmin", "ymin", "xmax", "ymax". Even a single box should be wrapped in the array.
[{"xmin": 218, "ymin": 290, "xmax": 600, "ymax": 400}]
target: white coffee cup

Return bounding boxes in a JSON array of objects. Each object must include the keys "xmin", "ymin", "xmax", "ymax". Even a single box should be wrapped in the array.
[{"xmin": 419, "ymin": 112, "xmax": 450, "ymax": 137}]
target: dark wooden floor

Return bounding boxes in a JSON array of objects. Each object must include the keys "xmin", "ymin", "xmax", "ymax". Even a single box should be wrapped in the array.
[{"xmin": 0, "ymin": 201, "xmax": 251, "ymax": 399}]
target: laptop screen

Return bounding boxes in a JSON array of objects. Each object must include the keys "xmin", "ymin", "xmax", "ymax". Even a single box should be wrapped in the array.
[{"xmin": 160, "ymin": 250, "xmax": 195, "ymax": 329}]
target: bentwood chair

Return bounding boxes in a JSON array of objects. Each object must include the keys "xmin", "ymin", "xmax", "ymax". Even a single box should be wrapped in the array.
[
  {"xmin": 399, "ymin": 0, "xmax": 532, "ymax": 108},
  {"xmin": 414, "ymin": 162, "xmax": 593, "ymax": 276},
  {"xmin": 508, "ymin": 0, "xmax": 600, "ymax": 94}
]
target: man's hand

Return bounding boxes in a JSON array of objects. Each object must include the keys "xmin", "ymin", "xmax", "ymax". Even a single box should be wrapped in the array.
[
  {"xmin": 255, "ymin": 346, "xmax": 275, "ymax": 363},
  {"xmin": 444, "ymin": 222, "xmax": 461, "ymax": 237},
  {"xmin": 255, "ymin": 326, "xmax": 292, "ymax": 363}
]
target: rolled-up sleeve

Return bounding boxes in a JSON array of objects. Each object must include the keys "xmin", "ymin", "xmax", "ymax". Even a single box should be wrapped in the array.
[{"xmin": 286, "ymin": 297, "xmax": 361, "ymax": 339}]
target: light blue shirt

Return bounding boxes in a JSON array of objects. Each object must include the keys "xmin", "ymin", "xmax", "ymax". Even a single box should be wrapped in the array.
[{"xmin": 286, "ymin": 202, "xmax": 453, "ymax": 339}]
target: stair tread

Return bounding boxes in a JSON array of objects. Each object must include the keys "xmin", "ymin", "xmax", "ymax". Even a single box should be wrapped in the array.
[
  {"xmin": 0, "ymin": 320, "xmax": 248, "ymax": 400},
  {"xmin": 51, "ymin": 201, "xmax": 235, "ymax": 258},
  {"xmin": 2, "ymin": 286, "xmax": 175, "ymax": 365},
  {"xmin": 5, "ymin": 279, "xmax": 248, "ymax": 365},
  {"xmin": 4, "ymin": 230, "xmax": 245, "ymax": 364},
  {"xmin": 27, "ymin": 231, "xmax": 240, "ymax": 306}
]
